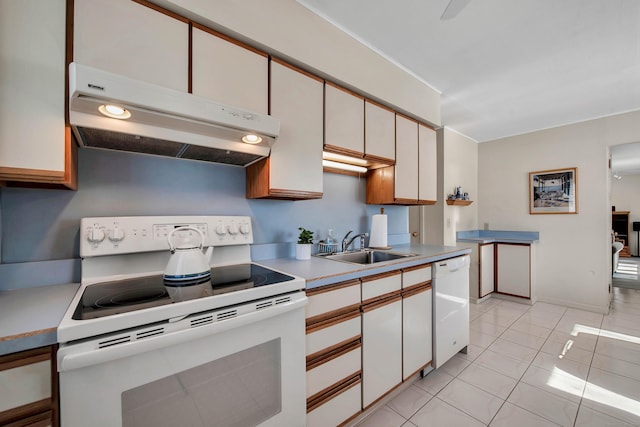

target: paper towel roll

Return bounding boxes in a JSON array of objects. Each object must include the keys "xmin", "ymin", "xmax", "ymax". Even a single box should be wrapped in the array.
[{"xmin": 369, "ymin": 211, "xmax": 388, "ymax": 249}]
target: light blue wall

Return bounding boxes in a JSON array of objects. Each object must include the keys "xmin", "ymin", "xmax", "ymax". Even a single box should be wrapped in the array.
[{"xmin": 0, "ymin": 148, "xmax": 408, "ymax": 287}]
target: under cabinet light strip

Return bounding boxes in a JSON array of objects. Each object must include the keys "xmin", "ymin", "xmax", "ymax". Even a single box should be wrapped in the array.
[{"xmin": 322, "ymin": 160, "xmax": 367, "ymax": 173}]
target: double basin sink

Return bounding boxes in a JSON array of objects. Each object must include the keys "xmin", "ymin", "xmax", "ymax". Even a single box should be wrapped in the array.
[{"xmin": 316, "ymin": 249, "xmax": 417, "ymax": 265}]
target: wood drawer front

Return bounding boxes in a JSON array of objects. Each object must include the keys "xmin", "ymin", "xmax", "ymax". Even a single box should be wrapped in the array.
[
  {"xmin": 306, "ymin": 316, "xmax": 361, "ymax": 357},
  {"xmin": 307, "ymin": 379, "xmax": 361, "ymax": 427},
  {"xmin": 0, "ymin": 360, "xmax": 51, "ymax": 413},
  {"xmin": 361, "ymin": 272, "xmax": 401, "ymax": 301},
  {"xmin": 306, "ymin": 282, "xmax": 361, "ymax": 318},
  {"xmin": 402, "ymin": 264, "xmax": 431, "ymax": 288},
  {"xmin": 307, "ymin": 347, "xmax": 361, "ymax": 398}
]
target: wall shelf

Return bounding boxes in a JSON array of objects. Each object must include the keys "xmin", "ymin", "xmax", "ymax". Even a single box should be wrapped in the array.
[{"xmin": 446, "ymin": 200, "xmax": 473, "ymax": 206}]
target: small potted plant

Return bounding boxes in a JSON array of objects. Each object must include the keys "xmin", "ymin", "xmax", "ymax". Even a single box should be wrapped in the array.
[{"xmin": 296, "ymin": 227, "xmax": 314, "ymax": 260}]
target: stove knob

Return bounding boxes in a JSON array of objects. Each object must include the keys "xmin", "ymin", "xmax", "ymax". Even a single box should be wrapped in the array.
[
  {"xmin": 215, "ymin": 224, "xmax": 227, "ymax": 236},
  {"xmin": 227, "ymin": 223, "xmax": 239, "ymax": 235},
  {"xmin": 239, "ymin": 224, "xmax": 250, "ymax": 235},
  {"xmin": 87, "ymin": 227, "xmax": 105, "ymax": 243},
  {"xmin": 108, "ymin": 228, "xmax": 125, "ymax": 243}
]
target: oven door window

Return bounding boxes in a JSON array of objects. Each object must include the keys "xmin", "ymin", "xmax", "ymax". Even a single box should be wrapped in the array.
[{"xmin": 122, "ymin": 339, "xmax": 281, "ymax": 427}]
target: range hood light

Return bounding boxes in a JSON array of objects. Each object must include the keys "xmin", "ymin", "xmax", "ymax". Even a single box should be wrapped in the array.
[
  {"xmin": 323, "ymin": 159, "xmax": 367, "ymax": 173},
  {"xmin": 322, "ymin": 151, "xmax": 368, "ymax": 166},
  {"xmin": 242, "ymin": 134, "xmax": 262, "ymax": 144},
  {"xmin": 98, "ymin": 104, "xmax": 131, "ymax": 120},
  {"xmin": 69, "ymin": 63, "xmax": 281, "ymax": 167}
]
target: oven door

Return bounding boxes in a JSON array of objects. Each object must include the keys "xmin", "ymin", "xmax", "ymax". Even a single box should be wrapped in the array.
[{"xmin": 58, "ymin": 292, "xmax": 307, "ymax": 427}]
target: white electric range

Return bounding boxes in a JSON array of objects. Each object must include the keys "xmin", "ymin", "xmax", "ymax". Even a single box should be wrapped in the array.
[{"xmin": 57, "ymin": 215, "xmax": 307, "ymax": 427}]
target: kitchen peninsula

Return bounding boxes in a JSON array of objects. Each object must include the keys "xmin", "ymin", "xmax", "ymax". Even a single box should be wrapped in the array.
[{"xmin": 457, "ymin": 230, "xmax": 539, "ymax": 303}]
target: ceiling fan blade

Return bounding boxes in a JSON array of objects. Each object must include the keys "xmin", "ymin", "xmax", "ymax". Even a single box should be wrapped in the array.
[{"xmin": 440, "ymin": 0, "xmax": 471, "ymax": 20}]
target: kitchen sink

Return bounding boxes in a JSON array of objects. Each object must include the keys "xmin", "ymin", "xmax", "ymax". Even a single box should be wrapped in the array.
[{"xmin": 319, "ymin": 250, "xmax": 417, "ymax": 265}]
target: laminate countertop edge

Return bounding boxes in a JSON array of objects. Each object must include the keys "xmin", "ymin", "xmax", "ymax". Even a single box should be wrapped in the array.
[{"xmin": 0, "ymin": 282, "xmax": 79, "ymax": 356}]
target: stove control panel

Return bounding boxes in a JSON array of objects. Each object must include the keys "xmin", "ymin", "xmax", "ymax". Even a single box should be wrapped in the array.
[{"xmin": 80, "ymin": 216, "xmax": 253, "ymax": 257}]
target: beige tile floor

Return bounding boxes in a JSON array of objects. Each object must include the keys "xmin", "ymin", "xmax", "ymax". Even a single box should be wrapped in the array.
[{"xmin": 354, "ymin": 287, "xmax": 640, "ymax": 426}]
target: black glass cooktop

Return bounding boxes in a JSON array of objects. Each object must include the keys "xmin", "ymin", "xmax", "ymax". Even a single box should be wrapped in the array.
[{"xmin": 73, "ymin": 264, "xmax": 295, "ymax": 320}]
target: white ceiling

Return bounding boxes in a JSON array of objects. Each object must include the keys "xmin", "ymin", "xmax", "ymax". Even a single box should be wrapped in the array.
[{"xmin": 296, "ymin": 0, "xmax": 640, "ymax": 144}]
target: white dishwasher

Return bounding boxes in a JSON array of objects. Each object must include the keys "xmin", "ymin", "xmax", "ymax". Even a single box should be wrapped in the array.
[{"xmin": 432, "ymin": 255, "xmax": 470, "ymax": 368}]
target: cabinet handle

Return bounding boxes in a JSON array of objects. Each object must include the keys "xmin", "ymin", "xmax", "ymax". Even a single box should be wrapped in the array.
[
  {"xmin": 307, "ymin": 372, "xmax": 361, "ymax": 412},
  {"xmin": 361, "ymin": 293, "xmax": 402, "ymax": 312},
  {"xmin": 306, "ymin": 336, "xmax": 361, "ymax": 370}
]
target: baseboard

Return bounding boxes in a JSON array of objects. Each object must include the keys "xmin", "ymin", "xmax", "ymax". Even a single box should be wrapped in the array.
[{"xmin": 535, "ymin": 295, "xmax": 609, "ymax": 314}]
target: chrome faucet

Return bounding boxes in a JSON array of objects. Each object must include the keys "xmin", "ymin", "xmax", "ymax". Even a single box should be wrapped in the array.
[{"xmin": 342, "ymin": 231, "xmax": 368, "ymax": 252}]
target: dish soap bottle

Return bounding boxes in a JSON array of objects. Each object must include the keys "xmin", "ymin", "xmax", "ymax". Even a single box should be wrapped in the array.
[{"xmin": 326, "ymin": 229, "xmax": 335, "ymax": 251}]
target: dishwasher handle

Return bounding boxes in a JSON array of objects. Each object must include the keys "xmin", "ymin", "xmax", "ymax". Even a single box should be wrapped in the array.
[{"xmin": 435, "ymin": 255, "xmax": 470, "ymax": 276}]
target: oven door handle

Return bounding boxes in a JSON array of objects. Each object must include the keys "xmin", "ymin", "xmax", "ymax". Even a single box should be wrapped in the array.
[{"xmin": 58, "ymin": 295, "xmax": 307, "ymax": 372}]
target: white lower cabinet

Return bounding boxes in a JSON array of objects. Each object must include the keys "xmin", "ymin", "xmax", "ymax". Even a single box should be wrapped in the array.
[
  {"xmin": 361, "ymin": 270, "xmax": 403, "ymax": 409},
  {"xmin": 0, "ymin": 346, "xmax": 56, "ymax": 426},
  {"xmin": 307, "ymin": 343, "xmax": 361, "ymax": 399},
  {"xmin": 362, "ymin": 296, "xmax": 403, "ymax": 408},
  {"xmin": 402, "ymin": 287, "xmax": 432, "ymax": 380},
  {"xmin": 401, "ymin": 264, "xmax": 433, "ymax": 380},
  {"xmin": 305, "ymin": 264, "xmax": 435, "ymax": 423},
  {"xmin": 496, "ymin": 243, "xmax": 531, "ymax": 298},
  {"xmin": 480, "ymin": 243, "xmax": 495, "ymax": 298},
  {"xmin": 305, "ymin": 280, "xmax": 361, "ymax": 319},
  {"xmin": 305, "ymin": 280, "xmax": 362, "ymax": 426},
  {"xmin": 307, "ymin": 376, "xmax": 361, "ymax": 427}
]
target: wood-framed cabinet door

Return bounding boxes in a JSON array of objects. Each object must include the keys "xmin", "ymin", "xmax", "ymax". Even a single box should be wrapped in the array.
[
  {"xmin": 364, "ymin": 100, "xmax": 395, "ymax": 162},
  {"xmin": 479, "ymin": 243, "xmax": 495, "ymax": 298},
  {"xmin": 496, "ymin": 243, "xmax": 531, "ymax": 298},
  {"xmin": 73, "ymin": 0, "xmax": 188, "ymax": 91},
  {"xmin": 246, "ymin": 59, "xmax": 323, "ymax": 200},
  {"xmin": 361, "ymin": 295, "xmax": 402, "ymax": 408},
  {"xmin": 418, "ymin": 124, "xmax": 437, "ymax": 204},
  {"xmin": 0, "ymin": 0, "xmax": 75, "ymax": 188},
  {"xmin": 324, "ymin": 82, "xmax": 364, "ymax": 157},
  {"xmin": 402, "ymin": 286, "xmax": 432, "ymax": 380},
  {"xmin": 394, "ymin": 115, "xmax": 419, "ymax": 203},
  {"xmin": 0, "ymin": 346, "xmax": 57, "ymax": 427},
  {"xmin": 191, "ymin": 26, "xmax": 268, "ymax": 114}
]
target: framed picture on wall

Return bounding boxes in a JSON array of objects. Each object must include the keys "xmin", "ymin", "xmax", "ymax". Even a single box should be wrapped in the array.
[{"xmin": 529, "ymin": 167, "xmax": 578, "ymax": 214}]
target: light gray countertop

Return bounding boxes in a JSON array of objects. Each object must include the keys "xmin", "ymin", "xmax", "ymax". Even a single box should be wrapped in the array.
[
  {"xmin": 0, "ymin": 244, "xmax": 469, "ymax": 355},
  {"xmin": 258, "ymin": 243, "xmax": 471, "ymax": 289},
  {"xmin": 456, "ymin": 230, "xmax": 540, "ymax": 244},
  {"xmin": 0, "ymin": 282, "xmax": 79, "ymax": 356}
]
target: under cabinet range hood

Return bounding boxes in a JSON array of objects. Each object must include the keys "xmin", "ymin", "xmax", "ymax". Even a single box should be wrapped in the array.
[{"xmin": 68, "ymin": 63, "xmax": 280, "ymax": 167}]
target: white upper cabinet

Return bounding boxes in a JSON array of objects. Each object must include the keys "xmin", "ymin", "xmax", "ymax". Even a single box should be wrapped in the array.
[
  {"xmin": 364, "ymin": 100, "xmax": 395, "ymax": 162},
  {"xmin": 418, "ymin": 124, "xmax": 437, "ymax": 203},
  {"xmin": 366, "ymin": 115, "xmax": 437, "ymax": 205},
  {"xmin": 246, "ymin": 60, "xmax": 323, "ymax": 199},
  {"xmin": 394, "ymin": 115, "xmax": 419, "ymax": 202},
  {"xmin": 0, "ymin": 0, "xmax": 75, "ymax": 188},
  {"xmin": 73, "ymin": 0, "xmax": 188, "ymax": 91},
  {"xmin": 324, "ymin": 83, "xmax": 364, "ymax": 156},
  {"xmin": 192, "ymin": 27, "xmax": 268, "ymax": 113}
]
